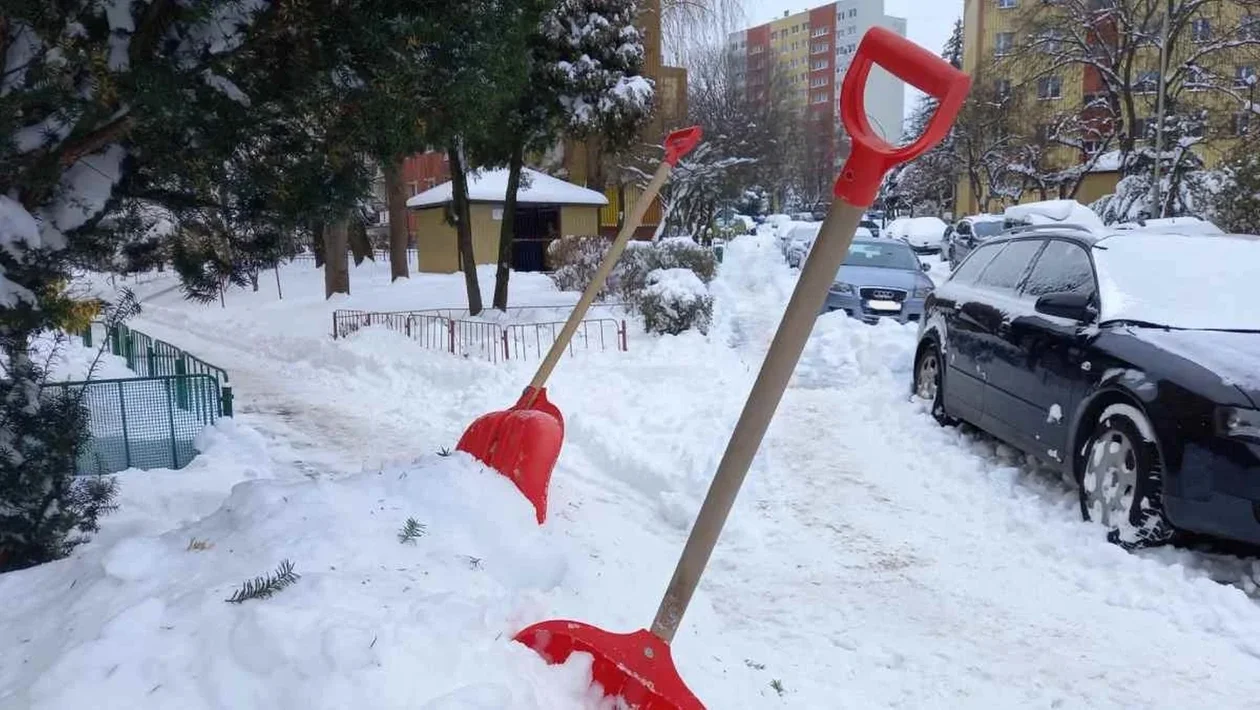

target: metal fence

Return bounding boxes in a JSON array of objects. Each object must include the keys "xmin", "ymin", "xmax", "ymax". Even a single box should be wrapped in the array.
[
  {"xmin": 44, "ymin": 374, "xmax": 224, "ymax": 476},
  {"xmin": 332, "ymin": 307, "xmax": 629, "ymax": 362},
  {"xmin": 87, "ymin": 322, "xmax": 233, "ymax": 415}
]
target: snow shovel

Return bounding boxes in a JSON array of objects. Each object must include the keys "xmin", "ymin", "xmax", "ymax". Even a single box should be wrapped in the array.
[
  {"xmin": 457, "ymin": 126, "xmax": 704, "ymax": 524},
  {"xmin": 513, "ymin": 27, "xmax": 971, "ymax": 708}
]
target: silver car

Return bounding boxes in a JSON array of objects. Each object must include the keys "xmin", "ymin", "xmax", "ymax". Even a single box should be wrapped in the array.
[{"xmin": 824, "ymin": 238, "xmax": 934, "ymax": 324}]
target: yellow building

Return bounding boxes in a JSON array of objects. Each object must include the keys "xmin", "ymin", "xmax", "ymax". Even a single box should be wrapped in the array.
[
  {"xmin": 957, "ymin": 0, "xmax": 1260, "ymax": 217},
  {"xmin": 406, "ymin": 168, "xmax": 606, "ymax": 273}
]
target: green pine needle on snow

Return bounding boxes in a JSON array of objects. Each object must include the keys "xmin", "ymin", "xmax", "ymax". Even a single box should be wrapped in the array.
[
  {"xmin": 398, "ymin": 518, "xmax": 426, "ymax": 544},
  {"xmin": 770, "ymin": 679, "xmax": 785, "ymax": 696},
  {"xmin": 436, "ymin": 447, "xmax": 452, "ymax": 457},
  {"xmin": 225, "ymin": 560, "xmax": 300, "ymax": 603}
]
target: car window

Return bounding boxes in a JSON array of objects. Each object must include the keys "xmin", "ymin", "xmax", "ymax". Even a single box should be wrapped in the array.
[
  {"xmin": 1022, "ymin": 239, "xmax": 1097, "ymax": 298},
  {"xmin": 972, "ymin": 221, "xmax": 1004, "ymax": 238},
  {"xmin": 949, "ymin": 242, "xmax": 1004, "ymax": 285},
  {"xmin": 841, "ymin": 240, "xmax": 920, "ymax": 270},
  {"xmin": 955, "ymin": 221, "xmax": 971, "ymax": 236},
  {"xmin": 975, "ymin": 239, "xmax": 1045, "ymax": 292}
]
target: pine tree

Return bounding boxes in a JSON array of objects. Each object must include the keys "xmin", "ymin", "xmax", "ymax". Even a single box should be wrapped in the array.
[
  {"xmin": 487, "ymin": 0, "xmax": 655, "ymax": 310},
  {"xmin": 1211, "ymin": 147, "xmax": 1260, "ymax": 234}
]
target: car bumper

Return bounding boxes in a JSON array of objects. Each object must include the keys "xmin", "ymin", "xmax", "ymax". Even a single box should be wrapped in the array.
[
  {"xmin": 823, "ymin": 292, "xmax": 926, "ymax": 325},
  {"xmin": 1163, "ymin": 439, "xmax": 1260, "ymax": 545},
  {"xmin": 909, "ymin": 244, "xmax": 942, "ymax": 254}
]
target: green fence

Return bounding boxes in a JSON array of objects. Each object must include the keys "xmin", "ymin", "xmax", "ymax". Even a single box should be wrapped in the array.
[
  {"xmin": 86, "ymin": 322, "xmax": 233, "ymax": 416},
  {"xmin": 44, "ymin": 374, "xmax": 224, "ymax": 476}
]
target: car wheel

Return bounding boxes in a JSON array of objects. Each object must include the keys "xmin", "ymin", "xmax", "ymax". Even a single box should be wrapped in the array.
[
  {"xmin": 913, "ymin": 342, "xmax": 953, "ymax": 426},
  {"xmin": 1077, "ymin": 405, "xmax": 1175, "ymax": 550}
]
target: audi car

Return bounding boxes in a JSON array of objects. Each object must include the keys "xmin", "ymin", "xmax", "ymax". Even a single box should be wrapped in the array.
[
  {"xmin": 912, "ymin": 225, "xmax": 1260, "ymax": 549},
  {"xmin": 824, "ymin": 238, "xmax": 934, "ymax": 324}
]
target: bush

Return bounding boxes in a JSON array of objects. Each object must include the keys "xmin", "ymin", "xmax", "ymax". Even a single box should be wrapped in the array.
[
  {"xmin": 639, "ymin": 268, "xmax": 713, "ymax": 335},
  {"xmin": 546, "ymin": 235, "xmax": 718, "ymax": 307}
]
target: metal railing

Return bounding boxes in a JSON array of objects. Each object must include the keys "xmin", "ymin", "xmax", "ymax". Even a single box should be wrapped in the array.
[
  {"xmin": 84, "ymin": 322, "xmax": 233, "ymax": 416},
  {"xmin": 43, "ymin": 374, "xmax": 224, "ymax": 476},
  {"xmin": 331, "ymin": 307, "xmax": 629, "ymax": 362}
]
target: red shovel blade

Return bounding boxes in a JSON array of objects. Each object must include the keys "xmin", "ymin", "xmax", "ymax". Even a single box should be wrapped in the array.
[
  {"xmin": 515, "ymin": 620, "xmax": 704, "ymax": 709},
  {"xmin": 456, "ymin": 387, "xmax": 564, "ymax": 524}
]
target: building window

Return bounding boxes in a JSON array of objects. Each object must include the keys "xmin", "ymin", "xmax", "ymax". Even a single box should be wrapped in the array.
[
  {"xmin": 1135, "ymin": 70, "xmax": 1158, "ymax": 93},
  {"xmin": 408, "ymin": 182, "xmax": 419, "ymax": 196},
  {"xmin": 1236, "ymin": 65, "xmax": 1257, "ymax": 88},
  {"xmin": 1187, "ymin": 65, "xmax": 1208, "ymax": 91},
  {"xmin": 1037, "ymin": 75, "xmax": 1062, "ymax": 99},
  {"xmin": 812, "ymin": 92, "xmax": 829, "ymax": 104},
  {"xmin": 810, "ymin": 75, "xmax": 828, "ymax": 88},
  {"xmin": 811, "ymin": 26, "xmax": 829, "ymax": 37},
  {"xmin": 994, "ymin": 78, "xmax": 1012, "ymax": 98},
  {"xmin": 849, "ymin": 8, "xmax": 857, "ymax": 17},
  {"xmin": 848, "ymin": 25, "xmax": 856, "ymax": 35},
  {"xmin": 1037, "ymin": 29, "xmax": 1064, "ymax": 53},
  {"xmin": 1233, "ymin": 112, "xmax": 1252, "ymax": 136},
  {"xmin": 811, "ymin": 59, "xmax": 827, "ymax": 70},
  {"xmin": 995, "ymin": 32, "xmax": 1015, "ymax": 56},
  {"xmin": 1082, "ymin": 139, "xmax": 1102, "ymax": 155},
  {"xmin": 1191, "ymin": 18, "xmax": 1211, "ymax": 43},
  {"xmin": 792, "ymin": 24, "xmax": 799, "ymax": 34},
  {"xmin": 1134, "ymin": 117, "xmax": 1157, "ymax": 138},
  {"xmin": 812, "ymin": 42, "xmax": 829, "ymax": 54},
  {"xmin": 998, "ymin": 0, "xmax": 1018, "ymax": 8},
  {"xmin": 1244, "ymin": 15, "xmax": 1260, "ymax": 41}
]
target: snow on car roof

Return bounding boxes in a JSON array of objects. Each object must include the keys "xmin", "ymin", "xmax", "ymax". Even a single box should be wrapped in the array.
[
  {"xmin": 1093, "ymin": 231, "xmax": 1260, "ymax": 331},
  {"xmin": 1004, "ymin": 200, "xmax": 1106, "ymax": 232}
]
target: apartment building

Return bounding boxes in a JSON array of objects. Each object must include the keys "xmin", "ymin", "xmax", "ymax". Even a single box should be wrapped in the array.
[
  {"xmin": 958, "ymin": 0, "xmax": 1260, "ymax": 216},
  {"xmin": 727, "ymin": 1, "xmax": 907, "ymax": 173}
]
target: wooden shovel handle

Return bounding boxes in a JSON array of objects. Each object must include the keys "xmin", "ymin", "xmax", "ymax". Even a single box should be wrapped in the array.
[
  {"xmin": 650, "ymin": 200, "xmax": 867, "ymax": 643},
  {"xmin": 525, "ymin": 161, "xmax": 672, "ymax": 395}
]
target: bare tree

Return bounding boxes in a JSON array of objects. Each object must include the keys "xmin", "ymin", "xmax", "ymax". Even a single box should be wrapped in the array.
[{"xmin": 1005, "ymin": 0, "xmax": 1260, "ymax": 173}]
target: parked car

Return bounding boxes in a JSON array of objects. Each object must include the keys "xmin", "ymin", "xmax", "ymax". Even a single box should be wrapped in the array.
[
  {"xmin": 1003, "ymin": 199, "xmax": 1106, "ymax": 232},
  {"xmin": 912, "ymin": 225, "xmax": 1260, "ymax": 548},
  {"xmin": 886, "ymin": 216, "xmax": 948, "ymax": 254},
  {"xmin": 860, "ymin": 218, "xmax": 882, "ymax": 239},
  {"xmin": 787, "ymin": 225, "xmax": 874, "ymax": 268},
  {"xmin": 824, "ymin": 238, "xmax": 934, "ymax": 324},
  {"xmin": 1114, "ymin": 215, "xmax": 1224, "ymax": 235},
  {"xmin": 944, "ymin": 214, "xmax": 1004, "ymax": 269}
]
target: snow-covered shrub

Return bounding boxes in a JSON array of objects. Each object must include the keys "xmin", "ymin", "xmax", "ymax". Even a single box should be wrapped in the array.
[
  {"xmin": 546, "ymin": 235, "xmax": 610, "ymax": 292},
  {"xmin": 639, "ymin": 268, "xmax": 713, "ymax": 335},
  {"xmin": 547, "ymin": 235, "xmax": 718, "ymax": 305}
]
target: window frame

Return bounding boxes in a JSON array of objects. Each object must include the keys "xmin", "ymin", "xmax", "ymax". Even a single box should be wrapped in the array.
[{"xmin": 948, "ymin": 241, "xmax": 1007, "ymax": 287}]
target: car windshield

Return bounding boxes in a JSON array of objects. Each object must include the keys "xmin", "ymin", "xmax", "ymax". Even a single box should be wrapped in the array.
[
  {"xmin": 1094, "ymin": 233, "xmax": 1260, "ymax": 331},
  {"xmin": 842, "ymin": 240, "xmax": 920, "ymax": 270},
  {"xmin": 972, "ymin": 221, "xmax": 1004, "ymax": 238}
]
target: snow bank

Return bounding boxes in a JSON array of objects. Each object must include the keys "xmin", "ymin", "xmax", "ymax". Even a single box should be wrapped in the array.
[{"xmin": 0, "ymin": 425, "xmax": 607, "ymax": 709}]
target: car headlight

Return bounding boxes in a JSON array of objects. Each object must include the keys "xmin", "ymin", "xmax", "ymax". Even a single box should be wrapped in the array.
[
  {"xmin": 1217, "ymin": 407, "xmax": 1260, "ymax": 442},
  {"xmin": 912, "ymin": 283, "xmax": 932, "ymax": 299},
  {"xmin": 830, "ymin": 282, "xmax": 855, "ymax": 295}
]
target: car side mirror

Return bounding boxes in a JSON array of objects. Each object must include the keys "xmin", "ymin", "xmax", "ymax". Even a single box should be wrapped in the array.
[
  {"xmin": 921, "ymin": 261, "xmax": 931, "ymax": 272},
  {"xmin": 1034, "ymin": 292, "xmax": 1096, "ymax": 322}
]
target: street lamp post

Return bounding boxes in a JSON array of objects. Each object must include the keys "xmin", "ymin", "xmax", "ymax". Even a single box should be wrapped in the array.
[{"xmin": 1150, "ymin": 0, "xmax": 1172, "ymax": 218}]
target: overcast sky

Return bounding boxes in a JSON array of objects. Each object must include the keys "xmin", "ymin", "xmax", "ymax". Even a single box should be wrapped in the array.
[{"xmin": 743, "ymin": 0, "xmax": 965, "ymax": 119}]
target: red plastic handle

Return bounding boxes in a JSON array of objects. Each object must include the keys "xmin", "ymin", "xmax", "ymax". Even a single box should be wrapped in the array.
[
  {"xmin": 664, "ymin": 125, "xmax": 703, "ymax": 166},
  {"xmin": 833, "ymin": 27, "xmax": 972, "ymax": 207}
]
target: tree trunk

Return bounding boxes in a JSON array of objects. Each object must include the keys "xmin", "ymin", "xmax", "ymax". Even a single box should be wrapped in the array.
[
  {"xmin": 492, "ymin": 142, "xmax": 525, "ymax": 311},
  {"xmin": 324, "ymin": 218, "xmax": 350, "ymax": 298},
  {"xmin": 447, "ymin": 143, "xmax": 482, "ymax": 315},
  {"xmin": 249, "ymin": 271, "xmax": 259, "ymax": 292},
  {"xmin": 313, "ymin": 221, "xmax": 326, "ymax": 268},
  {"xmin": 385, "ymin": 157, "xmax": 410, "ymax": 281}
]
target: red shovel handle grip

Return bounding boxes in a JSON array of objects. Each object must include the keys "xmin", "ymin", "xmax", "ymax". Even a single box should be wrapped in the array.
[
  {"xmin": 664, "ymin": 125, "xmax": 703, "ymax": 166},
  {"xmin": 834, "ymin": 27, "xmax": 972, "ymax": 207}
]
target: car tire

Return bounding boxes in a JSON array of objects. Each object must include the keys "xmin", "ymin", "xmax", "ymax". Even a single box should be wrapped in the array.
[
  {"xmin": 1077, "ymin": 405, "xmax": 1175, "ymax": 550},
  {"xmin": 912, "ymin": 342, "xmax": 954, "ymax": 426}
]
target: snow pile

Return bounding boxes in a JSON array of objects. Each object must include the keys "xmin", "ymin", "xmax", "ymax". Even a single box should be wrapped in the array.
[
  {"xmin": 1093, "ymin": 232, "xmax": 1260, "ymax": 330},
  {"xmin": 35, "ymin": 333, "xmax": 134, "ymax": 382},
  {"xmin": 406, "ymin": 168, "xmax": 608, "ymax": 208},
  {"xmin": 640, "ymin": 268, "xmax": 712, "ymax": 335},
  {"xmin": 1004, "ymin": 199, "xmax": 1106, "ymax": 233},
  {"xmin": 0, "ymin": 424, "xmax": 608, "ymax": 710}
]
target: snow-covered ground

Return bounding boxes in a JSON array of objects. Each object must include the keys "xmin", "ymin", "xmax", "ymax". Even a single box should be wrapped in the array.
[{"xmin": 5, "ymin": 239, "xmax": 1260, "ymax": 709}]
